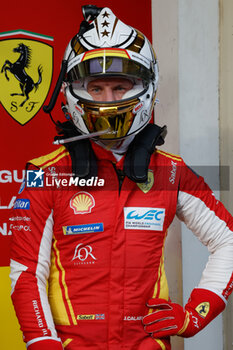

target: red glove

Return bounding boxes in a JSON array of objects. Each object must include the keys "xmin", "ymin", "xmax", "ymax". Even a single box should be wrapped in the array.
[
  {"xmin": 27, "ymin": 338, "xmax": 63, "ymax": 350},
  {"xmin": 142, "ymin": 288, "xmax": 225, "ymax": 338}
]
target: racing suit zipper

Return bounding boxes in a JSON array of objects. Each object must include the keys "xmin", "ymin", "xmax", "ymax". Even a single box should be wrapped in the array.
[{"xmin": 112, "ymin": 163, "xmax": 125, "ymax": 193}]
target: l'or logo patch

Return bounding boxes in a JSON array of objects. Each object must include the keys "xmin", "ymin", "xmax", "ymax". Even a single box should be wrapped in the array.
[
  {"xmin": 137, "ymin": 170, "xmax": 154, "ymax": 193},
  {"xmin": 195, "ymin": 302, "xmax": 210, "ymax": 318},
  {"xmin": 0, "ymin": 36, "xmax": 53, "ymax": 125}
]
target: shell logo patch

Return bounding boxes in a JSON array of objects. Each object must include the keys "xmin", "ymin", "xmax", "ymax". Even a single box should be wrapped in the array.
[
  {"xmin": 70, "ymin": 192, "xmax": 95, "ymax": 215},
  {"xmin": 0, "ymin": 32, "xmax": 53, "ymax": 125},
  {"xmin": 195, "ymin": 302, "xmax": 210, "ymax": 318}
]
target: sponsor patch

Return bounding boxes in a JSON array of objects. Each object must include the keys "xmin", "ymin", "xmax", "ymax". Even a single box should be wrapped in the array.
[
  {"xmin": 9, "ymin": 216, "xmax": 31, "ymax": 222},
  {"xmin": 77, "ymin": 314, "xmax": 105, "ymax": 320},
  {"xmin": 169, "ymin": 160, "xmax": 177, "ymax": 184},
  {"xmin": 63, "ymin": 223, "xmax": 104, "ymax": 235},
  {"xmin": 124, "ymin": 207, "xmax": 165, "ymax": 231},
  {"xmin": 70, "ymin": 192, "xmax": 95, "ymax": 214},
  {"xmin": 137, "ymin": 170, "xmax": 154, "ymax": 193},
  {"xmin": 72, "ymin": 243, "xmax": 97, "ymax": 262},
  {"xmin": 13, "ymin": 199, "xmax": 30, "ymax": 210},
  {"xmin": 9, "ymin": 224, "xmax": 31, "ymax": 232},
  {"xmin": 124, "ymin": 315, "xmax": 143, "ymax": 321},
  {"xmin": 195, "ymin": 302, "xmax": 210, "ymax": 318}
]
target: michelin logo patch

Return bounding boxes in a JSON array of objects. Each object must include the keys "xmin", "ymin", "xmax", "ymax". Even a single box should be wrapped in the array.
[
  {"xmin": 124, "ymin": 207, "xmax": 165, "ymax": 231},
  {"xmin": 63, "ymin": 223, "xmax": 104, "ymax": 235}
]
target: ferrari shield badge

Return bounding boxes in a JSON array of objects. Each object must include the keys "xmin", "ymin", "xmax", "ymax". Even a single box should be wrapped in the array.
[
  {"xmin": 137, "ymin": 170, "xmax": 154, "ymax": 193},
  {"xmin": 0, "ymin": 32, "xmax": 53, "ymax": 125}
]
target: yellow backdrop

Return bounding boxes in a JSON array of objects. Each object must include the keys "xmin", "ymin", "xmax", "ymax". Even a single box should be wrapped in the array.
[{"xmin": 1, "ymin": 267, "xmax": 25, "ymax": 349}]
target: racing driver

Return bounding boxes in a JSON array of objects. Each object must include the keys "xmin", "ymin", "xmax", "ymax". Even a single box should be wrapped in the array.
[{"xmin": 9, "ymin": 5, "xmax": 233, "ymax": 350}]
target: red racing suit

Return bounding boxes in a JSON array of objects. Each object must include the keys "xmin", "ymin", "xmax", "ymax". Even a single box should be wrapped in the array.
[{"xmin": 9, "ymin": 142, "xmax": 233, "ymax": 350}]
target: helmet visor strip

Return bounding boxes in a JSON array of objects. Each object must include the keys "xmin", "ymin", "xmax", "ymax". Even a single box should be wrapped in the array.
[{"xmin": 67, "ymin": 49, "xmax": 154, "ymax": 85}]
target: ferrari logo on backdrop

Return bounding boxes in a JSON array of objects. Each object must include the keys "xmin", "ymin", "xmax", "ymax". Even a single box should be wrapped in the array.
[{"xmin": 0, "ymin": 33, "xmax": 53, "ymax": 125}]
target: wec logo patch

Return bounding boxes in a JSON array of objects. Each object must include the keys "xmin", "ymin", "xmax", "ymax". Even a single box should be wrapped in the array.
[{"xmin": 124, "ymin": 207, "xmax": 165, "ymax": 231}]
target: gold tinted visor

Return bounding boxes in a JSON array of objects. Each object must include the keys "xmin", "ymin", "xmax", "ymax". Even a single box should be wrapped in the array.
[{"xmin": 80, "ymin": 98, "xmax": 139, "ymax": 139}]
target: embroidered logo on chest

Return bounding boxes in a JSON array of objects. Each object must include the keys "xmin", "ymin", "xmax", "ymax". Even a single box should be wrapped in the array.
[
  {"xmin": 124, "ymin": 207, "xmax": 165, "ymax": 231},
  {"xmin": 136, "ymin": 170, "xmax": 154, "ymax": 193},
  {"xmin": 70, "ymin": 192, "xmax": 95, "ymax": 214}
]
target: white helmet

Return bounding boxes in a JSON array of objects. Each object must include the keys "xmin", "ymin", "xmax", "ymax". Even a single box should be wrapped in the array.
[{"xmin": 63, "ymin": 6, "xmax": 159, "ymax": 142}]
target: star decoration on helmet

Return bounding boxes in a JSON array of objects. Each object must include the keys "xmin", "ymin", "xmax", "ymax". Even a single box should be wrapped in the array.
[
  {"xmin": 101, "ymin": 29, "xmax": 110, "ymax": 37},
  {"xmin": 102, "ymin": 11, "xmax": 110, "ymax": 18},
  {"xmin": 101, "ymin": 20, "xmax": 110, "ymax": 27}
]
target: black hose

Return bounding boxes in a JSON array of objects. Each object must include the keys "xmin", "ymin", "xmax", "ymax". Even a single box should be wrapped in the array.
[{"xmin": 43, "ymin": 60, "xmax": 68, "ymax": 114}]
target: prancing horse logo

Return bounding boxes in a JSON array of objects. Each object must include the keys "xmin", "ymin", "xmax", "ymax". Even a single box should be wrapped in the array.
[
  {"xmin": 195, "ymin": 302, "xmax": 210, "ymax": 318},
  {"xmin": 1, "ymin": 43, "xmax": 43, "ymax": 107},
  {"xmin": 0, "ymin": 34, "xmax": 53, "ymax": 125}
]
